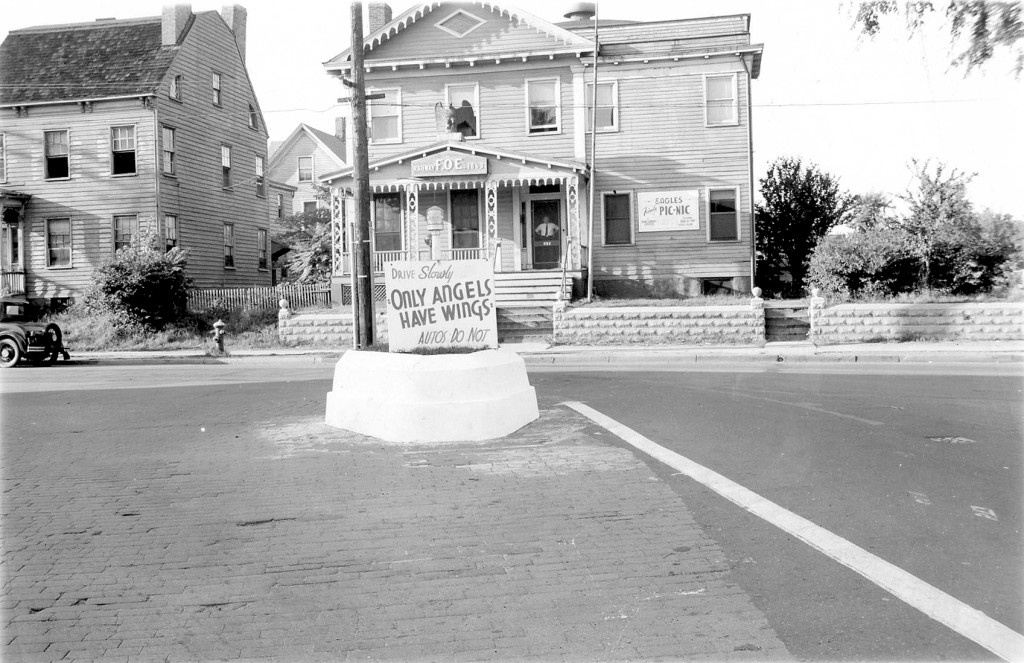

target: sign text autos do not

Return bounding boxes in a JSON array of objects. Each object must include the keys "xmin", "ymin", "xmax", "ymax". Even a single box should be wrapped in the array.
[
  {"xmin": 638, "ymin": 190, "xmax": 699, "ymax": 232},
  {"xmin": 384, "ymin": 259, "xmax": 498, "ymax": 352}
]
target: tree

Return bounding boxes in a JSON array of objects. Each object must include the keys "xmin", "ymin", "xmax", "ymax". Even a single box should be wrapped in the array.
[
  {"xmin": 276, "ymin": 184, "xmax": 334, "ymax": 283},
  {"xmin": 847, "ymin": 191, "xmax": 898, "ymax": 231},
  {"xmin": 897, "ymin": 159, "xmax": 977, "ymax": 289},
  {"xmin": 755, "ymin": 157, "xmax": 856, "ymax": 298},
  {"xmin": 852, "ymin": 1, "xmax": 1024, "ymax": 77}
]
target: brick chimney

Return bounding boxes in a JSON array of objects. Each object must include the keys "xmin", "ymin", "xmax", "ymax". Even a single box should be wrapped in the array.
[
  {"xmin": 368, "ymin": 3, "xmax": 393, "ymax": 33},
  {"xmin": 221, "ymin": 5, "xmax": 248, "ymax": 62},
  {"xmin": 162, "ymin": 4, "xmax": 192, "ymax": 47}
]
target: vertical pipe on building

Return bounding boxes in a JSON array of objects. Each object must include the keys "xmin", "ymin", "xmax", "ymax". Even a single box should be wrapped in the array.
[
  {"xmin": 741, "ymin": 55, "xmax": 756, "ymax": 292},
  {"xmin": 585, "ymin": 4, "xmax": 599, "ymax": 301},
  {"xmin": 350, "ymin": 2, "xmax": 375, "ymax": 348}
]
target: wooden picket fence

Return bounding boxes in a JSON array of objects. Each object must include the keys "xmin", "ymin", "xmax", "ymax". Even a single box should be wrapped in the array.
[{"xmin": 187, "ymin": 282, "xmax": 331, "ymax": 313}]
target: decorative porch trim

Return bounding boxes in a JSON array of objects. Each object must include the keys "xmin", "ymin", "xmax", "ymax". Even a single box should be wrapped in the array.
[
  {"xmin": 330, "ymin": 188, "xmax": 345, "ymax": 276},
  {"xmin": 485, "ymin": 180, "xmax": 498, "ymax": 260},
  {"xmin": 567, "ymin": 175, "xmax": 580, "ymax": 270},
  {"xmin": 406, "ymin": 184, "xmax": 419, "ymax": 257}
]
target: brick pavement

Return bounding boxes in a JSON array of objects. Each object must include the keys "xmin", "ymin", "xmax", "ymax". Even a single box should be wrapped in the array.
[{"xmin": 3, "ymin": 402, "xmax": 790, "ymax": 662}]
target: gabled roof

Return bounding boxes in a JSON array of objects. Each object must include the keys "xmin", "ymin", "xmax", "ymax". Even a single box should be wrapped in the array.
[
  {"xmin": 0, "ymin": 17, "xmax": 181, "ymax": 106},
  {"xmin": 269, "ymin": 123, "xmax": 348, "ymax": 172},
  {"xmin": 319, "ymin": 140, "xmax": 587, "ymax": 187},
  {"xmin": 323, "ymin": 1, "xmax": 594, "ymax": 72}
]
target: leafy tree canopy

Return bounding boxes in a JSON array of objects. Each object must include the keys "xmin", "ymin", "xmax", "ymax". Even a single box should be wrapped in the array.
[
  {"xmin": 852, "ymin": 1, "xmax": 1024, "ymax": 76},
  {"xmin": 276, "ymin": 184, "xmax": 333, "ymax": 283}
]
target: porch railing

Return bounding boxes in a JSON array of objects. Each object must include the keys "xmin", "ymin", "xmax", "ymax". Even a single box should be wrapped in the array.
[
  {"xmin": 441, "ymin": 248, "xmax": 483, "ymax": 261},
  {"xmin": 341, "ymin": 249, "xmax": 480, "ymax": 274},
  {"xmin": 1, "ymin": 270, "xmax": 26, "ymax": 295}
]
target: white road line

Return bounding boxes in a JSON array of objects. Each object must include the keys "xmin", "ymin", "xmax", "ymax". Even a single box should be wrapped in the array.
[{"xmin": 563, "ymin": 400, "xmax": 1024, "ymax": 663}]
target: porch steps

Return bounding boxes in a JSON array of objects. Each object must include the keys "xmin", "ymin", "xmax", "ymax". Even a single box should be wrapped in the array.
[
  {"xmin": 764, "ymin": 302, "xmax": 810, "ymax": 342},
  {"xmin": 497, "ymin": 306, "xmax": 553, "ymax": 343},
  {"xmin": 494, "ymin": 272, "xmax": 570, "ymax": 308}
]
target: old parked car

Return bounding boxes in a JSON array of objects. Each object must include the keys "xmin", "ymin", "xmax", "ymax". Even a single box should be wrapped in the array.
[{"xmin": 0, "ymin": 296, "xmax": 69, "ymax": 367}]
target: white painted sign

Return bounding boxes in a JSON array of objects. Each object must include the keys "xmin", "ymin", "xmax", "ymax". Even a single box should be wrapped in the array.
[
  {"xmin": 637, "ymin": 190, "xmax": 699, "ymax": 232},
  {"xmin": 384, "ymin": 259, "xmax": 498, "ymax": 352},
  {"xmin": 411, "ymin": 151, "xmax": 488, "ymax": 177}
]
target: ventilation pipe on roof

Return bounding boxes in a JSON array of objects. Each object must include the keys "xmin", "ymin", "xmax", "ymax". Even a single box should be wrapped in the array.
[
  {"xmin": 161, "ymin": 4, "xmax": 192, "ymax": 47},
  {"xmin": 563, "ymin": 2, "xmax": 596, "ymax": 21}
]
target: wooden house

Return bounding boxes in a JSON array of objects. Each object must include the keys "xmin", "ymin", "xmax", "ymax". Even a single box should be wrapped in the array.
[
  {"xmin": 320, "ymin": 2, "xmax": 763, "ymax": 306},
  {"xmin": 0, "ymin": 4, "xmax": 272, "ymax": 306},
  {"xmin": 268, "ymin": 121, "xmax": 348, "ymax": 216}
]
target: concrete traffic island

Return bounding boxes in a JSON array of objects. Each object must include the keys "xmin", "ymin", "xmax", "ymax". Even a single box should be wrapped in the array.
[{"xmin": 325, "ymin": 348, "xmax": 539, "ymax": 443}]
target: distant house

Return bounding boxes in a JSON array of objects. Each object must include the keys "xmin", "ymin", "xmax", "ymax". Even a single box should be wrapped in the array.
[
  {"xmin": 0, "ymin": 4, "xmax": 271, "ymax": 306},
  {"xmin": 320, "ymin": 2, "xmax": 763, "ymax": 303},
  {"xmin": 267, "ymin": 121, "xmax": 347, "ymax": 216}
]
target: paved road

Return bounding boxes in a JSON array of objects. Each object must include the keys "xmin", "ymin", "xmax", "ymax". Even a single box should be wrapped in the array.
[{"xmin": 2, "ymin": 359, "xmax": 1021, "ymax": 661}]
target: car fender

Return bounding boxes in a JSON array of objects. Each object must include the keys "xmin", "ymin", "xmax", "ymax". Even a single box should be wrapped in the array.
[{"xmin": 0, "ymin": 328, "xmax": 28, "ymax": 351}]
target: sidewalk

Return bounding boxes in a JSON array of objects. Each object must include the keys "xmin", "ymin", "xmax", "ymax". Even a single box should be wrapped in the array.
[
  {"xmin": 2, "ymin": 404, "xmax": 792, "ymax": 661},
  {"xmin": 67, "ymin": 339, "xmax": 1024, "ymax": 366}
]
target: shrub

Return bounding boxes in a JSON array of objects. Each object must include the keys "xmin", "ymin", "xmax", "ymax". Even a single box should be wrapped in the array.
[
  {"xmin": 807, "ymin": 228, "xmax": 919, "ymax": 299},
  {"xmin": 86, "ymin": 236, "xmax": 191, "ymax": 330}
]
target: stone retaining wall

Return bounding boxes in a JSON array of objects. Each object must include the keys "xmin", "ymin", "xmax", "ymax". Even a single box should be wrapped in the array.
[
  {"xmin": 810, "ymin": 301, "xmax": 1024, "ymax": 344},
  {"xmin": 553, "ymin": 305, "xmax": 766, "ymax": 346},
  {"xmin": 278, "ymin": 312, "xmax": 388, "ymax": 347}
]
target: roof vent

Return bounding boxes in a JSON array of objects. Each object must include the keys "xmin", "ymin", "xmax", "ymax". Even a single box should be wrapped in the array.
[
  {"xmin": 436, "ymin": 9, "xmax": 486, "ymax": 38},
  {"xmin": 563, "ymin": 2, "xmax": 596, "ymax": 20}
]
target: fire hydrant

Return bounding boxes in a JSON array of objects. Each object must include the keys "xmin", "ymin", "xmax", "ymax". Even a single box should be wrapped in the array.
[{"xmin": 212, "ymin": 319, "xmax": 227, "ymax": 354}]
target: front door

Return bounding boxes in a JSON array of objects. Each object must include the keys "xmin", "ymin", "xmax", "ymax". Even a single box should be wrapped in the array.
[{"xmin": 530, "ymin": 199, "xmax": 561, "ymax": 269}]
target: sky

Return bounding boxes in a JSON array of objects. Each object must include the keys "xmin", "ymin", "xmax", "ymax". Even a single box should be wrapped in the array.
[{"xmin": 4, "ymin": 1, "xmax": 1023, "ymax": 218}]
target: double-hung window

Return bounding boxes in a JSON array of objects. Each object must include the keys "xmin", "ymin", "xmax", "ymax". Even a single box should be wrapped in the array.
[
  {"xmin": 372, "ymin": 193, "xmax": 402, "ymax": 251},
  {"xmin": 111, "ymin": 126, "xmax": 136, "ymax": 175},
  {"xmin": 257, "ymin": 228, "xmax": 268, "ymax": 269},
  {"xmin": 446, "ymin": 83, "xmax": 479, "ymax": 139},
  {"xmin": 602, "ymin": 192, "xmax": 632, "ymax": 245},
  {"xmin": 221, "ymin": 145, "xmax": 232, "ymax": 188},
  {"xmin": 708, "ymin": 188, "xmax": 739, "ymax": 241},
  {"xmin": 223, "ymin": 223, "xmax": 235, "ymax": 267},
  {"xmin": 586, "ymin": 81, "xmax": 618, "ymax": 132},
  {"xmin": 169, "ymin": 74, "xmax": 182, "ymax": 101},
  {"xmin": 212, "ymin": 72, "xmax": 223, "ymax": 106},
  {"xmin": 297, "ymin": 156, "xmax": 313, "ymax": 182},
  {"xmin": 164, "ymin": 214, "xmax": 178, "ymax": 252},
  {"xmin": 705, "ymin": 74, "xmax": 738, "ymax": 126},
  {"xmin": 255, "ymin": 155, "xmax": 266, "ymax": 197},
  {"xmin": 44, "ymin": 130, "xmax": 69, "ymax": 179},
  {"xmin": 161, "ymin": 126, "xmax": 176, "ymax": 175},
  {"xmin": 248, "ymin": 104, "xmax": 258, "ymax": 130},
  {"xmin": 114, "ymin": 215, "xmax": 138, "ymax": 252},
  {"xmin": 46, "ymin": 219, "xmax": 72, "ymax": 267},
  {"xmin": 276, "ymin": 194, "xmax": 284, "ymax": 218},
  {"xmin": 369, "ymin": 88, "xmax": 401, "ymax": 144},
  {"xmin": 526, "ymin": 78, "xmax": 559, "ymax": 134}
]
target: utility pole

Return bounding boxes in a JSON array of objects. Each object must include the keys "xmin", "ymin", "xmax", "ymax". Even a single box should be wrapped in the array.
[{"xmin": 350, "ymin": 1, "xmax": 374, "ymax": 348}]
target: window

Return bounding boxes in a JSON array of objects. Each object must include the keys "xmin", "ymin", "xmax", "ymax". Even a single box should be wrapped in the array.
[
  {"xmin": 708, "ymin": 188, "xmax": 739, "ymax": 241},
  {"xmin": 603, "ymin": 192, "xmax": 632, "ymax": 245},
  {"xmin": 303, "ymin": 201, "xmax": 318, "ymax": 214},
  {"xmin": 255, "ymin": 155, "xmax": 266, "ymax": 197},
  {"xmin": 169, "ymin": 74, "xmax": 182, "ymax": 101},
  {"xmin": 221, "ymin": 145, "xmax": 231, "ymax": 188},
  {"xmin": 373, "ymin": 192, "xmax": 402, "ymax": 251},
  {"xmin": 111, "ymin": 126, "xmax": 136, "ymax": 175},
  {"xmin": 297, "ymin": 156, "xmax": 313, "ymax": 182},
  {"xmin": 526, "ymin": 79, "xmax": 559, "ymax": 134},
  {"xmin": 369, "ymin": 88, "xmax": 401, "ymax": 144},
  {"xmin": 586, "ymin": 81, "xmax": 618, "ymax": 132},
  {"xmin": 0, "ymin": 133, "xmax": 6, "ymax": 182},
  {"xmin": 212, "ymin": 72, "xmax": 222, "ymax": 105},
  {"xmin": 446, "ymin": 83, "xmax": 478, "ymax": 138},
  {"xmin": 46, "ymin": 219, "xmax": 71, "ymax": 267},
  {"xmin": 276, "ymin": 194, "xmax": 284, "ymax": 218},
  {"xmin": 44, "ymin": 130, "xmax": 69, "ymax": 179},
  {"xmin": 223, "ymin": 223, "xmax": 235, "ymax": 267},
  {"xmin": 161, "ymin": 126, "xmax": 176, "ymax": 175},
  {"xmin": 257, "ymin": 229, "xmax": 268, "ymax": 269},
  {"xmin": 248, "ymin": 104, "xmax": 258, "ymax": 129},
  {"xmin": 450, "ymin": 189, "xmax": 480, "ymax": 249},
  {"xmin": 164, "ymin": 214, "xmax": 178, "ymax": 252},
  {"xmin": 702, "ymin": 278, "xmax": 737, "ymax": 295},
  {"xmin": 114, "ymin": 215, "xmax": 138, "ymax": 252},
  {"xmin": 705, "ymin": 74, "xmax": 738, "ymax": 126}
]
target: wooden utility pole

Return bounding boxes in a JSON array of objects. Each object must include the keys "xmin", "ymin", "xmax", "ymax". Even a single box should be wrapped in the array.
[{"xmin": 350, "ymin": 1, "xmax": 375, "ymax": 348}]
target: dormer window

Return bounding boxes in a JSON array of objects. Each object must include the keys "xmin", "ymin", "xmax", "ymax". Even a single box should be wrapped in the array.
[{"xmin": 435, "ymin": 9, "xmax": 486, "ymax": 37}]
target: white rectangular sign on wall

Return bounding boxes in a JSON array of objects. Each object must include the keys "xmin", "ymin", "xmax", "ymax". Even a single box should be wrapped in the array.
[
  {"xmin": 384, "ymin": 259, "xmax": 498, "ymax": 352},
  {"xmin": 637, "ymin": 190, "xmax": 700, "ymax": 232}
]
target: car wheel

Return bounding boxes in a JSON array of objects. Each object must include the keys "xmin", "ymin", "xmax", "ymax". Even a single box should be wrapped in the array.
[
  {"xmin": 0, "ymin": 338, "xmax": 21, "ymax": 368},
  {"xmin": 45, "ymin": 323, "xmax": 63, "ymax": 349}
]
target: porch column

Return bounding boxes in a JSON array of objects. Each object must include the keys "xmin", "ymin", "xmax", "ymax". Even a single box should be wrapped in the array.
[
  {"xmin": 485, "ymin": 180, "xmax": 498, "ymax": 262},
  {"xmin": 330, "ymin": 187, "xmax": 346, "ymax": 276},
  {"xmin": 406, "ymin": 184, "xmax": 419, "ymax": 261},
  {"xmin": 567, "ymin": 174, "xmax": 581, "ymax": 270}
]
